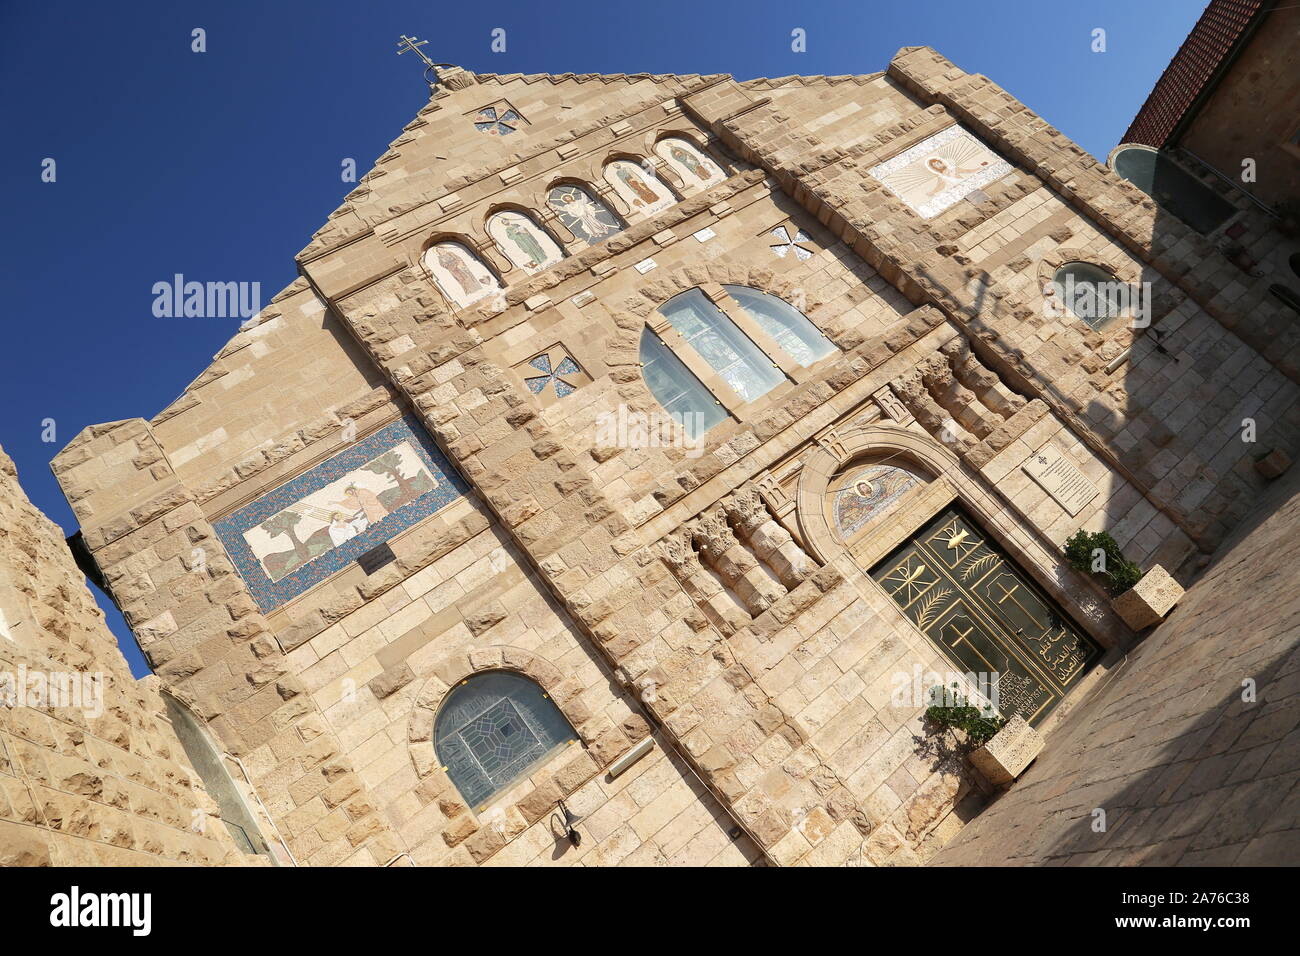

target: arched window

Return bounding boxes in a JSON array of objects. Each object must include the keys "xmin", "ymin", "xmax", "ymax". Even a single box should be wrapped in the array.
[
  {"xmin": 546, "ymin": 184, "xmax": 622, "ymax": 245},
  {"xmin": 722, "ymin": 285, "xmax": 837, "ymax": 366},
  {"xmin": 422, "ymin": 241, "xmax": 500, "ymax": 309},
  {"xmin": 655, "ymin": 137, "xmax": 725, "ymax": 189},
  {"xmin": 659, "ymin": 289, "xmax": 785, "ymax": 404},
  {"xmin": 639, "ymin": 327, "xmax": 727, "ymax": 439},
  {"xmin": 1111, "ymin": 145, "xmax": 1235, "ymax": 235},
  {"xmin": 486, "ymin": 210, "xmax": 564, "ymax": 274},
  {"xmin": 639, "ymin": 286, "xmax": 837, "ymax": 438},
  {"xmin": 162, "ymin": 695, "xmax": 278, "ymax": 861},
  {"xmin": 603, "ymin": 159, "xmax": 676, "ymax": 217},
  {"xmin": 435, "ymin": 671, "xmax": 577, "ymax": 811},
  {"xmin": 1052, "ymin": 261, "xmax": 1125, "ymax": 331}
]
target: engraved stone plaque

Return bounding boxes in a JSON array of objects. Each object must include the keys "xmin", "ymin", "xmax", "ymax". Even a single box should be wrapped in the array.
[{"xmin": 1022, "ymin": 444, "xmax": 1100, "ymax": 516}]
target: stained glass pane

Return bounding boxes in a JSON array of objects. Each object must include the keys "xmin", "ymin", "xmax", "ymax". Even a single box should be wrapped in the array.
[
  {"xmin": 1052, "ymin": 262, "xmax": 1125, "ymax": 331},
  {"xmin": 659, "ymin": 289, "xmax": 784, "ymax": 404},
  {"xmin": 639, "ymin": 328, "xmax": 727, "ymax": 439},
  {"xmin": 723, "ymin": 285, "xmax": 836, "ymax": 368},
  {"xmin": 435, "ymin": 671, "xmax": 577, "ymax": 809},
  {"xmin": 529, "ymin": 354, "xmax": 552, "ymax": 374}
]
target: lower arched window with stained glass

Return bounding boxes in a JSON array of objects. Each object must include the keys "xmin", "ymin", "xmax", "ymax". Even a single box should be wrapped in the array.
[{"xmin": 434, "ymin": 671, "xmax": 577, "ymax": 810}]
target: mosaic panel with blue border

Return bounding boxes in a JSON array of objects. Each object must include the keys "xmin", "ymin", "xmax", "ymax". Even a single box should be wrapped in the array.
[{"xmin": 213, "ymin": 415, "xmax": 468, "ymax": 613}]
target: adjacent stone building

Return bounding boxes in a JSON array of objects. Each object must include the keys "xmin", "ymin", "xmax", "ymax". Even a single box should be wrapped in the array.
[
  {"xmin": 39, "ymin": 32, "xmax": 1300, "ymax": 867},
  {"xmin": 0, "ymin": 447, "xmax": 268, "ymax": 866}
]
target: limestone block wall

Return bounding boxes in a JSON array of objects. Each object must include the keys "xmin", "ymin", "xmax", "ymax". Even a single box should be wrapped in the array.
[
  {"xmin": 0, "ymin": 447, "xmax": 257, "ymax": 866},
  {"xmin": 690, "ymin": 50, "xmax": 1300, "ymax": 562}
]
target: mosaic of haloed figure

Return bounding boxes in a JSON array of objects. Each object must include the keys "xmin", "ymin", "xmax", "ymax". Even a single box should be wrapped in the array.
[
  {"xmin": 422, "ymin": 241, "xmax": 500, "ymax": 308},
  {"xmin": 654, "ymin": 137, "xmax": 725, "ymax": 189},
  {"xmin": 487, "ymin": 211, "xmax": 564, "ymax": 274},
  {"xmin": 546, "ymin": 184, "xmax": 622, "ymax": 245},
  {"xmin": 832, "ymin": 462, "xmax": 926, "ymax": 539},
  {"xmin": 869, "ymin": 125, "xmax": 1012, "ymax": 219},
  {"xmin": 603, "ymin": 159, "xmax": 675, "ymax": 216}
]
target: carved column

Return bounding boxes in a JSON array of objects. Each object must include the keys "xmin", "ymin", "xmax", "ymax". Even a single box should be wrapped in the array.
[
  {"xmin": 660, "ymin": 529, "xmax": 749, "ymax": 635},
  {"xmin": 941, "ymin": 336, "xmax": 1024, "ymax": 419},
  {"xmin": 723, "ymin": 487, "xmax": 813, "ymax": 590},
  {"xmin": 691, "ymin": 507, "xmax": 785, "ymax": 616}
]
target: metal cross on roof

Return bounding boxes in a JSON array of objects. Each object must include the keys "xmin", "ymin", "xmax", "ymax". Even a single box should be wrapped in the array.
[{"xmin": 396, "ymin": 34, "xmax": 445, "ymax": 91}]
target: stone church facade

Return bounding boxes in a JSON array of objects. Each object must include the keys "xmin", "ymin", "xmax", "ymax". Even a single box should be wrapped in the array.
[{"xmin": 42, "ymin": 44, "xmax": 1300, "ymax": 867}]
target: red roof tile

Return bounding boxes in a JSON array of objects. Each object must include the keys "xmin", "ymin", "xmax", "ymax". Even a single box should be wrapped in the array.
[{"xmin": 1122, "ymin": 0, "xmax": 1266, "ymax": 148}]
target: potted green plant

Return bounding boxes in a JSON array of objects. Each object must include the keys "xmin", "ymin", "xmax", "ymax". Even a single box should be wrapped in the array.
[
  {"xmin": 925, "ymin": 683, "xmax": 1004, "ymax": 744},
  {"xmin": 1064, "ymin": 528, "xmax": 1183, "ymax": 630},
  {"xmin": 925, "ymin": 683, "xmax": 1041, "ymax": 787}
]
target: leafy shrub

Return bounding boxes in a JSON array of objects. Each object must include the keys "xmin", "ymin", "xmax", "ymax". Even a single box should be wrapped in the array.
[
  {"xmin": 924, "ymin": 683, "xmax": 1005, "ymax": 745},
  {"xmin": 1064, "ymin": 529, "xmax": 1143, "ymax": 595}
]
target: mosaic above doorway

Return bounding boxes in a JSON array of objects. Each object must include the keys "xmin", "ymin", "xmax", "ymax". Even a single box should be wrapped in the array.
[
  {"xmin": 214, "ymin": 416, "xmax": 467, "ymax": 612},
  {"xmin": 869, "ymin": 125, "xmax": 1012, "ymax": 219},
  {"xmin": 833, "ymin": 462, "xmax": 925, "ymax": 539}
]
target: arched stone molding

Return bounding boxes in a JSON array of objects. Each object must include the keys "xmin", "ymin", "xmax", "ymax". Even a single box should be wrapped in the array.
[
  {"xmin": 646, "ymin": 126, "xmax": 734, "ymax": 172},
  {"xmin": 796, "ymin": 424, "xmax": 959, "ymax": 566},
  {"xmin": 405, "ymin": 646, "xmax": 599, "ymax": 783},
  {"xmin": 418, "ymin": 232, "xmax": 507, "ymax": 312},
  {"xmin": 483, "ymin": 204, "xmax": 569, "ymax": 276},
  {"xmin": 793, "ymin": 421, "xmax": 1121, "ymax": 650}
]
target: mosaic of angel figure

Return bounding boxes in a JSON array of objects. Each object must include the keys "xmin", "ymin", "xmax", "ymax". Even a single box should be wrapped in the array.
[
  {"xmin": 487, "ymin": 211, "xmax": 563, "ymax": 274},
  {"xmin": 546, "ymin": 185, "xmax": 622, "ymax": 244},
  {"xmin": 655, "ymin": 138, "xmax": 725, "ymax": 188},
  {"xmin": 603, "ymin": 160, "xmax": 675, "ymax": 216},
  {"xmin": 422, "ymin": 241, "xmax": 499, "ymax": 308}
]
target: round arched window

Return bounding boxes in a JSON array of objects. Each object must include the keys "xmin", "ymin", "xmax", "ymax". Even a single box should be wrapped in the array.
[
  {"xmin": 1111, "ymin": 145, "xmax": 1235, "ymax": 235},
  {"xmin": 638, "ymin": 327, "xmax": 728, "ymax": 439},
  {"xmin": 1052, "ymin": 261, "xmax": 1125, "ymax": 331},
  {"xmin": 722, "ymin": 285, "xmax": 836, "ymax": 367},
  {"xmin": 434, "ymin": 671, "xmax": 577, "ymax": 810}
]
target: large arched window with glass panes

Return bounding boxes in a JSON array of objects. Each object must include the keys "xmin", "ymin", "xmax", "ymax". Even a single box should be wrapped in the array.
[
  {"xmin": 434, "ymin": 671, "xmax": 577, "ymax": 811},
  {"xmin": 722, "ymin": 285, "xmax": 837, "ymax": 367},
  {"xmin": 1110, "ymin": 144, "xmax": 1235, "ymax": 235},
  {"xmin": 639, "ymin": 286, "xmax": 838, "ymax": 439}
]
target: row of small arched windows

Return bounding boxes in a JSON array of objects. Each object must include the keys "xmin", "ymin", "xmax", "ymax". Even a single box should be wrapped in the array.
[{"xmin": 422, "ymin": 138, "xmax": 727, "ymax": 310}]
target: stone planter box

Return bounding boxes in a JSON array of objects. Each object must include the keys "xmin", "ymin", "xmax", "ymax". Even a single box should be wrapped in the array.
[
  {"xmin": 1254, "ymin": 449, "xmax": 1291, "ymax": 480},
  {"xmin": 1111, "ymin": 564, "xmax": 1184, "ymax": 631},
  {"xmin": 969, "ymin": 715, "xmax": 1042, "ymax": 788}
]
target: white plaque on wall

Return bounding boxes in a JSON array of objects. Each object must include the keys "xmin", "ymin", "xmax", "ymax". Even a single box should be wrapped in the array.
[{"xmin": 1022, "ymin": 444, "xmax": 1100, "ymax": 516}]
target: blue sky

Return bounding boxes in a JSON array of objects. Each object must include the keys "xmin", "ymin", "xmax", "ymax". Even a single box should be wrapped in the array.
[{"xmin": 0, "ymin": 0, "xmax": 1207, "ymax": 674}]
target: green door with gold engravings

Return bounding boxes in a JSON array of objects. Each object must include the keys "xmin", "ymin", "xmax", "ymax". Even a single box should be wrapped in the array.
[{"xmin": 870, "ymin": 506, "xmax": 1102, "ymax": 725}]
